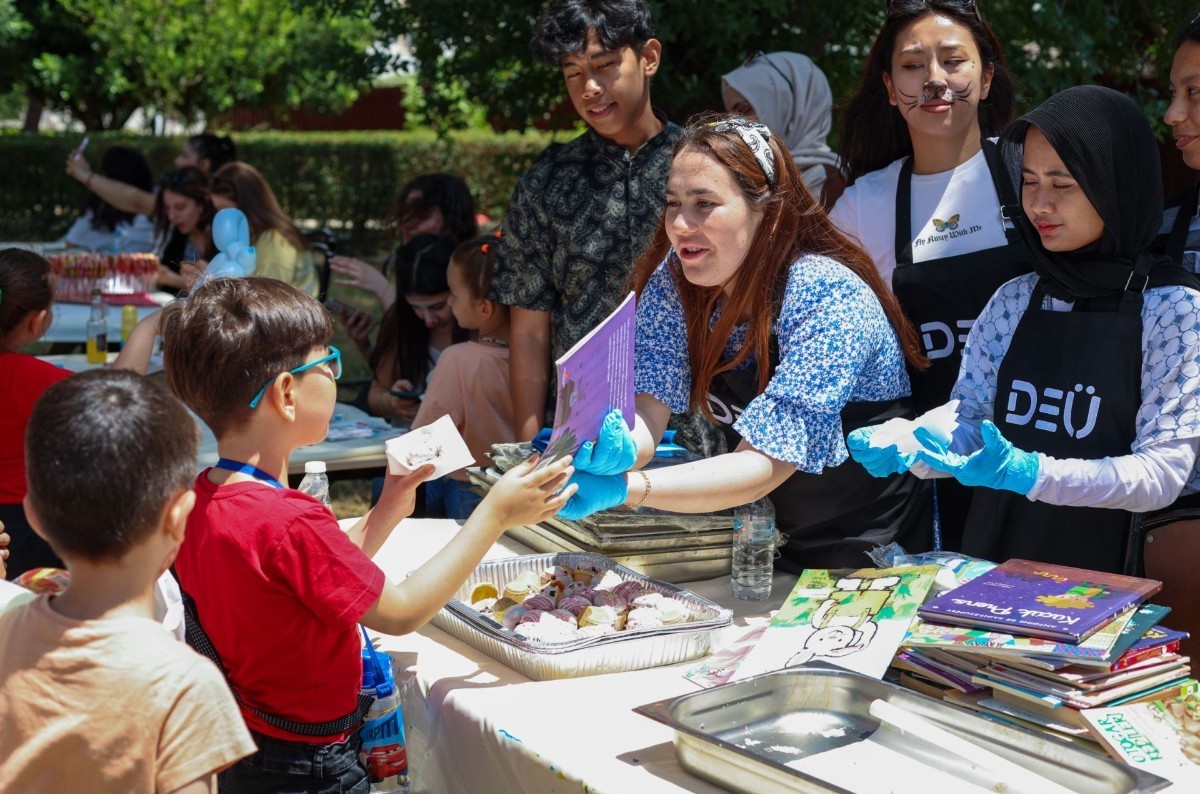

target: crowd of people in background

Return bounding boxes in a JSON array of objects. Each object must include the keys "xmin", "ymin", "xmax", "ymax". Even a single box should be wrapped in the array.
[{"xmin": 6, "ymin": 0, "xmax": 1200, "ymax": 791}]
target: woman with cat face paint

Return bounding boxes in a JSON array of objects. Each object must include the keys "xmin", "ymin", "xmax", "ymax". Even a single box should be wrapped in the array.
[
  {"xmin": 832, "ymin": 0, "xmax": 1030, "ymax": 550},
  {"xmin": 853, "ymin": 86, "xmax": 1200, "ymax": 574}
]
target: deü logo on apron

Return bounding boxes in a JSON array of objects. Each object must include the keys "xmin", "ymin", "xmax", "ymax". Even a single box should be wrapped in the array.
[
  {"xmin": 1003, "ymin": 379, "xmax": 1102, "ymax": 439},
  {"xmin": 920, "ymin": 319, "xmax": 975, "ymax": 359}
]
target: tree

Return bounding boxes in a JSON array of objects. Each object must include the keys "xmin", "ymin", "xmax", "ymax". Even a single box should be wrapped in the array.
[
  {"xmin": 4, "ymin": 0, "xmax": 397, "ymax": 130},
  {"xmin": 393, "ymin": 1, "xmax": 1193, "ymax": 136}
]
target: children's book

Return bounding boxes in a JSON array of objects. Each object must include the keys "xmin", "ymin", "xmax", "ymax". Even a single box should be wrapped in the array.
[
  {"xmin": 1082, "ymin": 693, "xmax": 1200, "ymax": 785},
  {"xmin": 917, "ymin": 559, "xmax": 1160, "ymax": 644},
  {"xmin": 539, "ymin": 291, "xmax": 635, "ymax": 467},
  {"xmin": 903, "ymin": 606, "xmax": 1138, "ymax": 663},
  {"xmin": 732, "ymin": 565, "xmax": 939, "ymax": 681}
]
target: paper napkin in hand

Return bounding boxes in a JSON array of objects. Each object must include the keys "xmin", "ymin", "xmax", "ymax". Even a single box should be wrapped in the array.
[{"xmin": 385, "ymin": 415, "xmax": 475, "ymax": 479}]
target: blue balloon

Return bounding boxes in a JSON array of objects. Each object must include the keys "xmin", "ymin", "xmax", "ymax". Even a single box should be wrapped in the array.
[{"xmin": 204, "ymin": 208, "xmax": 256, "ymax": 279}]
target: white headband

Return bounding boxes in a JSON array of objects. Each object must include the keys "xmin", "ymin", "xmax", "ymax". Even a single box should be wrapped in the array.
[{"xmin": 710, "ymin": 118, "xmax": 776, "ymax": 185}]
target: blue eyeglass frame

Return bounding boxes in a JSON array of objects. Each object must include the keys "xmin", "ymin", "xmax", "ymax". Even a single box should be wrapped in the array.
[{"xmin": 248, "ymin": 346, "xmax": 342, "ymax": 408}]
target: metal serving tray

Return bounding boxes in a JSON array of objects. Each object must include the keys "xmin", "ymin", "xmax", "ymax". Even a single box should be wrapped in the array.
[
  {"xmin": 430, "ymin": 552, "xmax": 732, "ymax": 681},
  {"xmin": 468, "ymin": 467, "xmax": 734, "ymax": 544},
  {"xmin": 635, "ymin": 665, "xmax": 1169, "ymax": 794},
  {"xmin": 502, "ymin": 520, "xmax": 732, "ymax": 583}
]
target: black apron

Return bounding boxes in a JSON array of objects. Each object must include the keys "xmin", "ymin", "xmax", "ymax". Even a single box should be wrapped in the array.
[
  {"xmin": 892, "ymin": 141, "xmax": 1032, "ymax": 549},
  {"xmin": 961, "ymin": 278, "xmax": 1144, "ymax": 573},
  {"xmin": 708, "ymin": 341, "xmax": 932, "ymax": 573}
]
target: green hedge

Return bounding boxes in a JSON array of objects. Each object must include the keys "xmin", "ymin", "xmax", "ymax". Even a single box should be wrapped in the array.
[{"xmin": 0, "ymin": 130, "xmax": 562, "ymax": 248}]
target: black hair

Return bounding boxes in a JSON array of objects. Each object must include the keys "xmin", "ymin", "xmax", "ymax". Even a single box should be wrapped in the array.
[
  {"xmin": 531, "ymin": 0, "xmax": 654, "ymax": 65},
  {"xmin": 1176, "ymin": 12, "xmax": 1200, "ymax": 48},
  {"xmin": 385, "ymin": 172, "xmax": 479, "ymax": 253},
  {"xmin": 83, "ymin": 145, "xmax": 154, "ymax": 233},
  {"xmin": 153, "ymin": 166, "xmax": 215, "ymax": 254},
  {"xmin": 187, "ymin": 133, "xmax": 237, "ymax": 173},
  {"xmin": 0, "ymin": 248, "xmax": 54, "ymax": 338},
  {"xmin": 840, "ymin": 0, "xmax": 1016, "ymax": 184},
  {"xmin": 369, "ymin": 234, "xmax": 467, "ymax": 390},
  {"xmin": 162, "ymin": 276, "xmax": 331, "ymax": 438},
  {"xmin": 26, "ymin": 370, "xmax": 197, "ymax": 562}
]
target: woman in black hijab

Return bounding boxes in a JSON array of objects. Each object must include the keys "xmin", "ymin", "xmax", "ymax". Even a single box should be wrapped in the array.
[{"xmin": 851, "ymin": 85, "xmax": 1200, "ymax": 573}]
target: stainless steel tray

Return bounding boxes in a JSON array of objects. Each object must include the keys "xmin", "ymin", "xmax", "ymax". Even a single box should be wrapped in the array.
[
  {"xmin": 503, "ymin": 520, "xmax": 732, "ymax": 583},
  {"xmin": 468, "ymin": 466, "xmax": 735, "ymax": 542},
  {"xmin": 430, "ymin": 552, "xmax": 732, "ymax": 681},
  {"xmin": 636, "ymin": 665, "xmax": 1169, "ymax": 794}
]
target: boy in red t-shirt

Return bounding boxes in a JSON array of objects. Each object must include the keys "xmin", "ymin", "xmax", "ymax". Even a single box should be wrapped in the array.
[{"xmin": 160, "ymin": 277, "xmax": 576, "ymax": 793}]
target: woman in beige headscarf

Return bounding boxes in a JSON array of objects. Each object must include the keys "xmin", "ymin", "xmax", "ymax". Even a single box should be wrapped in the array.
[{"xmin": 721, "ymin": 51, "xmax": 844, "ymax": 207}]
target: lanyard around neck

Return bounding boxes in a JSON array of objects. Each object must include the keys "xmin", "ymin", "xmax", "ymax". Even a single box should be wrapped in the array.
[{"xmin": 214, "ymin": 457, "xmax": 285, "ymax": 489}]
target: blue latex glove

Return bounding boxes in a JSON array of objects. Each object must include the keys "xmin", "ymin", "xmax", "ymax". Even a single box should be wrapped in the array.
[
  {"xmin": 913, "ymin": 420, "xmax": 1040, "ymax": 495},
  {"xmin": 847, "ymin": 425, "xmax": 916, "ymax": 478},
  {"xmin": 574, "ymin": 409, "xmax": 637, "ymax": 476},
  {"xmin": 557, "ymin": 471, "xmax": 628, "ymax": 521}
]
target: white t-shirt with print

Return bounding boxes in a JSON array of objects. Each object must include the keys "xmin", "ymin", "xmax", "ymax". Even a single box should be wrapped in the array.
[{"xmin": 829, "ymin": 148, "xmax": 1010, "ymax": 286}]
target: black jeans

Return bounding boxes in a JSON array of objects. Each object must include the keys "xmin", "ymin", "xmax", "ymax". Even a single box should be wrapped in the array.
[{"xmin": 219, "ymin": 729, "xmax": 369, "ymax": 794}]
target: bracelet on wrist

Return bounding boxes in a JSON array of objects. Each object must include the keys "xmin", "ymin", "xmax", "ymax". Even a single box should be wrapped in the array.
[{"xmin": 629, "ymin": 469, "xmax": 651, "ymax": 509}]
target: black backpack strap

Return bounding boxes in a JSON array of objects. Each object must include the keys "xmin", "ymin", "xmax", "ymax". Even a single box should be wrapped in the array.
[{"xmin": 181, "ymin": 590, "xmax": 373, "ymax": 737}]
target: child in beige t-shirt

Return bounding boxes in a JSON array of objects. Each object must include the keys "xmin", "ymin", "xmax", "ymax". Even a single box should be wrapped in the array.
[
  {"xmin": 413, "ymin": 235, "xmax": 515, "ymax": 519},
  {"xmin": 0, "ymin": 370, "xmax": 254, "ymax": 793}
]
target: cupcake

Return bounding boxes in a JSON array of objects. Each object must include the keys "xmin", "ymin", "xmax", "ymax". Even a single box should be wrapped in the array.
[
  {"xmin": 522, "ymin": 593, "xmax": 557, "ymax": 612},
  {"xmin": 571, "ymin": 563, "xmax": 602, "ymax": 585},
  {"xmin": 657, "ymin": 597, "xmax": 689, "ymax": 625},
  {"xmin": 501, "ymin": 603, "xmax": 530, "ymax": 630},
  {"xmin": 540, "ymin": 581, "xmax": 566, "ymax": 601},
  {"xmin": 548, "ymin": 608, "xmax": 579, "ymax": 628},
  {"xmin": 632, "ymin": 592, "xmax": 664, "ymax": 609},
  {"xmin": 578, "ymin": 604, "xmax": 618, "ymax": 629},
  {"xmin": 492, "ymin": 596, "xmax": 517, "ymax": 624},
  {"xmin": 470, "ymin": 582, "xmax": 499, "ymax": 604},
  {"xmin": 540, "ymin": 565, "xmax": 574, "ymax": 588},
  {"xmin": 558, "ymin": 596, "xmax": 592, "ymax": 618},
  {"xmin": 627, "ymin": 606, "xmax": 665, "ymax": 631},
  {"xmin": 612, "ymin": 580, "xmax": 646, "ymax": 602}
]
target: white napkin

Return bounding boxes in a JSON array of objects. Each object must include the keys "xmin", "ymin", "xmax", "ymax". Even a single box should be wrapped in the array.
[
  {"xmin": 385, "ymin": 415, "xmax": 475, "ymax": 479},
  {"xmin": 869, "ymin": 400, "xmax": 960, "ymax": 455}
]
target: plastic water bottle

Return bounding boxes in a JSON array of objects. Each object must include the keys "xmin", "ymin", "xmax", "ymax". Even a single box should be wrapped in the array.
[
  {"xmin": 732, "ymin": 497, "xmax": 775, "ymax": 600},
  {"xmin": 85, "ymin": 288, "xmax": 108, "ymax": 364},
  {"xmin": 360, "ymin": 643, "xmax": 409, "ymax": 792},
  {"xmin": 297, "ymin": 461, "xmax": 332, "ymax": 511}
]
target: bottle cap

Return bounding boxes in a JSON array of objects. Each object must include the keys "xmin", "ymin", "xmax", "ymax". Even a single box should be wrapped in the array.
[{"xmin": 304, "ymin": 460, "xmax": 327, "ymax": 474}]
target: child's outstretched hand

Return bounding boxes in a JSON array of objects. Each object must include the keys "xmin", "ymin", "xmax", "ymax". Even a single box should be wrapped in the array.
[
  {"xmin": 482, "ymin": 455, "xmax": 576, "ymax": 528},
  {"xmin": 377, "ymin": 463, "xmax": 436, "ymax": 519}
]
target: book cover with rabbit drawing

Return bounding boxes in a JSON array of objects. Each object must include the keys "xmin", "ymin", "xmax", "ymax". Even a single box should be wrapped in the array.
[
  {"xmin": 918, "ymin": 559, "xmax": 1160, "ymax": 645},
  {"xmin": 732, "ymin": 565, "xmax": 938, "ymax": 681}
]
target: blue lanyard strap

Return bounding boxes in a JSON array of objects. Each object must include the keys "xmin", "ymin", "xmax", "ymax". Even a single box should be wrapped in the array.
[{"xmin": 214, "ymin": 457, "xmax": 285, "ymax": 489}]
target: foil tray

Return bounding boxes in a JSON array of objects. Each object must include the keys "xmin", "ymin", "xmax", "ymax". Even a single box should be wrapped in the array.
[
  {"xmin": 430, "ymin": 552, "xmax": 732, "ymax": 681},
  {"xmin": 635, "ymin": 665, "xmax": 1169, "ymax": 794}
]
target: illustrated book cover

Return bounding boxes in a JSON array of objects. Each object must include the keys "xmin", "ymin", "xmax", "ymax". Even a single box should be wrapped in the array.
[
  {"xmin": 917, "ymin": 559, "xmax": 1160, "ymax": 644},
  {"xmin": 1082, "ymin": 693, "xmax": 1200, "ymax": 786},
  {"xmin": 540, "ymin": 291, "xmax": 635, "ymax": 467},
  {"xmin": 732, "ymin": 565, "xmax": 939, "ymax": 681}
]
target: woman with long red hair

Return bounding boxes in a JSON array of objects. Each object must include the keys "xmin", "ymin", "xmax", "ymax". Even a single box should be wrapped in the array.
[{"xmin": 561, "ymin": 114, "xmax": 933, "ymax": 570}]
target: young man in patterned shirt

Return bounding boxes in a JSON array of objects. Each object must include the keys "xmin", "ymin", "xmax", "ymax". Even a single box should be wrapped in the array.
[{"xmin": 492, "ymin": 0, "xmax": 693, "ymax": 443}]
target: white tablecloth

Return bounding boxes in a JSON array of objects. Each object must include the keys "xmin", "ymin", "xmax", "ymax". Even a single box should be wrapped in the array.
[
  {"xmin": 367, "ymin": 518, "xmax": 796, "ymax": 794},
  {"xmin": 44, "ymin": 295, "xmax": 172, "ymax": 343}
]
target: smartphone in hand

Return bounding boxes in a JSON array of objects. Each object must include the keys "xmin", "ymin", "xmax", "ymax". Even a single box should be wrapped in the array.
[{"xmin": 323, "ymin": 296, "xmax": 352, "ymax": 314}]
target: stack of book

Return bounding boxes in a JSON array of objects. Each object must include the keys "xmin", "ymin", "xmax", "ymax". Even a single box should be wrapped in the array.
[{"xmin": 892, "ymin": 559, "xmax": 1195, "ymax": 747}]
